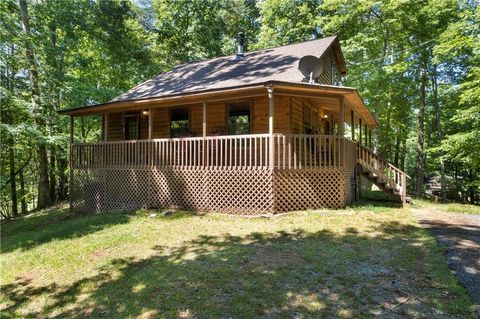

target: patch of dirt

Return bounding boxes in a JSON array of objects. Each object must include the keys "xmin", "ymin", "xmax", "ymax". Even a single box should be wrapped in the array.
[
  {"xmin": 88, "ymin": 247, "xmax": 112, "ymax": 260},
  {"xmin": 14, "ymin": 270, "xmax": 40, "ymax": 285},
  {"xmin": 244, "ymin": 246, "xmax": 305, "ymax": 271},
  {"xmin": 413, "ymin": 208, "xmax": 480, "ymax": 316}
]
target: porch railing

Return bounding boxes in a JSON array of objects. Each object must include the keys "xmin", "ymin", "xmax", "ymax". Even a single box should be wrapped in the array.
[
  {"xmin": 71, "ymin": 134, "xmax": 349, "ymax": 170},
  {"xmin": 357, "ymin": 143, "xmax": 410, "ymax": 199}
]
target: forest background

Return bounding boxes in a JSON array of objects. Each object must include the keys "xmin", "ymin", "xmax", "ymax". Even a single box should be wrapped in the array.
[{"xmin": 1, "ymin": 0, "xmax": 479, "ymax": 218}]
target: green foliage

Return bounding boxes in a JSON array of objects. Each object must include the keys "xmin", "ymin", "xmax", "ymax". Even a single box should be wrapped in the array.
[
  {"xmin": 1, "ymin": 0, "xmax": 478, "ymax": 217},
  {"xmin": 257, "ymin": 0, "xmax": 319, "ymax": 48}
]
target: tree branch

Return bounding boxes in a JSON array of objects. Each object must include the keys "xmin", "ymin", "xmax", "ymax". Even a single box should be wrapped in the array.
[{"xmin": 1, "ymin": 150, "xmax": 32, "ymax": 191}]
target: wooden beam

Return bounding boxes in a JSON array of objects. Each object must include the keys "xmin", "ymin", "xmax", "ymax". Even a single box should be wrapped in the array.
[
  {"xmin": 369, "ymin": 128, "xmax": 372, "ymax": 149},
  {"xmin": 338, "ymin": 97, "xmax": 345, "ymax": 136},
  {"xmin": 364, "ymin": 124, "xmax": 368, "ymax": 146},
  {"xmin": 268, "ymin": 86, "xmax": 274, "ymax": 168},
  {"xmin": 202, "ymin": 101, "xmax": 207, "ymax": 137},
  {"xmin": 104, "ymin": 113, "xmax": 109, "ymax": 141},
  {"xmin": 359, "ymin": 118, "xmax": 362, "ymax": 145},
  {"xmin": 148, "ymin": 107, "xmax": 153, "ymax": 140},
  {"xmin": 60, "ymin": 87, "xmax": 267, "ymax": 116},
  {"xmin": 351, "ymin": 110, "xmax": 355, "ymax": 141}
]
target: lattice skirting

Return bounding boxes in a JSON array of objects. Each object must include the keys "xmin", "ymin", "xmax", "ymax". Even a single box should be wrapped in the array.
[
  {"xmin": 71, "ymin": 168, "xmax": 348, "ymax": 214},
  {"xmin": 273, "ymin": 169, "xmax": 346, "ymax": 212}
]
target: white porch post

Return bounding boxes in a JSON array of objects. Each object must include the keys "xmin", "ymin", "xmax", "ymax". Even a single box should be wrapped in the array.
[{"xmin": 268, "ymin": 86, "xmax": 274, "ymax": 168}]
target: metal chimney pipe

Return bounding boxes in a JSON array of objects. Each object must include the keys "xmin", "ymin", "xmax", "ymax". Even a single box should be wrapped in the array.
[{"xmin": 236, "ymin": 32, "xmax": 245, "ymax": 60}]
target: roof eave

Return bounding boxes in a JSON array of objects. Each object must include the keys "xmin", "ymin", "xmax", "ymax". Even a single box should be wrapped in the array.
[{"xmin": 58, "ymin": 80, "xmax": 376, "ymax": 128}]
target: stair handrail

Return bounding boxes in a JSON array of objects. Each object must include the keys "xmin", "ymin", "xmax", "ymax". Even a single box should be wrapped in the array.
[{"xmin": 356, "ymin": 143, "xmax": 410, "ymax": 179}]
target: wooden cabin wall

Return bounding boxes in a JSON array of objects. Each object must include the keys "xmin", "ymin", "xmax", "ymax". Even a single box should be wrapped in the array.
[
  {"xmin": 139, "ymin": 114, "xmax": 149, "ymax": 139},
  {"xmin": 291, "ymin": 97, "xmax": 324, "ymax": 134},
  {"xmin": 206, "ymin": 101, "xmax": 226, "ymax": 135},
  {"xmin": 252, "ymin": 96, "xmax": 290, "ymax": 134},
  {"xmin": 152, "ymin": 108, "xmax": 169, "ymax": 138},
  {"xmin": 291, "ymin": 98, "xmax": 303, "ymax": 134},
  {"xmin": 104, "ymin": 95, "xmax": 294, "ymax": 140},
  {"xmin": 318, "ymin": 47, "xmax": 339, "ymax": 85},
  {"xmin": 106, "ymin": 112, "xmax": 123, "ymax": 141},
  {"xmin": 190, "ymin": 104, "xmax": 203, "ymax": 136}
]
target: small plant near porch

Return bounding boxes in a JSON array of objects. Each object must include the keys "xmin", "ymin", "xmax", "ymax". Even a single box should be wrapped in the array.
[{"xmin": 1, "ymin": 203, "xmax": 475, "ymax": 318}]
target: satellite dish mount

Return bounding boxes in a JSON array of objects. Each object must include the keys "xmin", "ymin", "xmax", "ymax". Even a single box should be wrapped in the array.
[{"xmin": 298, "ymin": 55, "xmax": 324, "ymax": 84}]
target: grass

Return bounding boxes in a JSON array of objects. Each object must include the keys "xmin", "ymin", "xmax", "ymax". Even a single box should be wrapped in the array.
[
  {"xmin": 0, "ymin": 203, "xmax": 475, "ymax": 318},
  {"xmin": 414, "ymin": 199, "xmax": 480, "ymax": 215}
]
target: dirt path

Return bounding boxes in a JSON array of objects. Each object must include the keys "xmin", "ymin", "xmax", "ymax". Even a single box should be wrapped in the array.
[{"xmin": 413, "ymin": 208, "xmax": 480, "ymax": 316}]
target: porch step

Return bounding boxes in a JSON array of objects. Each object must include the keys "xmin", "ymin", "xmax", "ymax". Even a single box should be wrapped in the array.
[{"xmin": 357, "ymin": 144, "xmax": 409, "ymax": 204}]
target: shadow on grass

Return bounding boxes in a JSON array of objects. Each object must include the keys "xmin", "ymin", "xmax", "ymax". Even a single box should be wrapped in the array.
[
  {"xmin": 349, "ymin": 199, "xmax": 404, "ymax": 210},
  {"xmin": 1, "ymin": 223, "xmax": 474, "ymax": 318},
  {"xmin": 0, "ymin": 209, "xmax": 195, "ymax": 254}
]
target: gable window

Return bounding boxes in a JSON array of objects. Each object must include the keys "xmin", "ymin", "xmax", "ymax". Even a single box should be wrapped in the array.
[
  {"xmin": 331, "ymin": 61, "xmax": 341, "ymax": 86},
  {"xmin": 124, "ymin": 114, "xmax": 139, "ymax": 140},
  {"xmin": 170, "ymin": 107, "xmax": 190, "ymax": 137},
  {"xmin": 228, "ymin": 102, "xmax": 251, "ymax": 135}
]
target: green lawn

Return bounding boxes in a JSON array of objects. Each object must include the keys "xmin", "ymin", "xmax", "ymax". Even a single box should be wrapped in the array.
[
  {"xmin": 414, "ymin": 199, "xmax": 480, "ymax": 215},
  {"xmin": 0, "ymin": 203, "xmax": 475, "ymax": 318}
]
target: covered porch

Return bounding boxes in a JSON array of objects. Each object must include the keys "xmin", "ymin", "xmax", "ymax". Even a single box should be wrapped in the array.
[{"xmin": 63, "ymin": 82, "xmax": 405, "ymax": 214}]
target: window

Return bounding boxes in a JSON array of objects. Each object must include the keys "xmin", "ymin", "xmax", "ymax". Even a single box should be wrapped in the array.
[
  {"xmin": 303, "ymin": 104, "xmax": 319, "ymax": 134},
  {"xmin": 228, "ymin": 103, "xmax": 250, "ymax": 135},
  {"xmin": 170, "ymin": 107, "xmax": 189, "ymax": 137},
  {"xmin": 124, "ymin": 114, "xmax": 139, "ymax": 140},
  {"xmin": 331, "ymin": 61, "xmax": 341, "ymax": 86}
]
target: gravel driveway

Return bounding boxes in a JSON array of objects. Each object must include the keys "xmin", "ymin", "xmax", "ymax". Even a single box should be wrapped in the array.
[{"xmin": 413, "ymin": 208, "xmax": 480, "ymax": 317}]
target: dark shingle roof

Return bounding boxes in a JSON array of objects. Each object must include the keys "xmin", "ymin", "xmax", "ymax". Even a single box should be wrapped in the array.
[{"xmin": 112, "ymin": 36, "xmax": 344, "ymax": 102}]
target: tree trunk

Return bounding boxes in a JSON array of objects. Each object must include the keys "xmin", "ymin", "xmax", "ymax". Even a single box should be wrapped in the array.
[
  {"xmin": 431, "ymin": 66, "xmax": 447, "ymax": 203},
  {"xmin": 393, "ymin": 136, "xmax": 400, "ymax": 167},
  {"xmin": 469, "ymin": 168, "xmax": 475, "ymax": 204},
  {"xmin": 49, "ymin": 146, "xmax": 56, "ymax": 202},
  {"xmin": 440, "ymin": 158, "xmax": 446, "ymax": 202},
  {"xmin": 415, "ymin": 58, "xmax": 427, "ymax": 197},
  {"xmin": 19, "ymin": 0, "xmax": 51, "ymax": 209},
  {"xmin": 400, "ymin": 138, "xmax": 406, "ymax": 172},
  {"xmin": 57, "ymin": 155, "xmax": 68, "ymax": 200},
  {"xmin": 8, "ymin": 138, "xmax": 18, "ymax": 216},
  {"xmin": 19, "ymin": 169, "xmax": 28, "ymax": 213}
]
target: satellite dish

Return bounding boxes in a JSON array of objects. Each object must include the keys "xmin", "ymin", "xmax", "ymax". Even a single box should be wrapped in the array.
[{"xmin": 298, "ymin": 55, "xmax": 323, "ymax": 83}]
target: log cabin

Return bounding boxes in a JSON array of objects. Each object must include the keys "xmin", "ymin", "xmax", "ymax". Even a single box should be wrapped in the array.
[{"xmin": 59, "ymin": 34, "xmax": 408, "ymax": 214}]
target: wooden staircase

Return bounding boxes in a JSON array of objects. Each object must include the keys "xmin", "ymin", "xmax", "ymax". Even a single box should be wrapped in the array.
[{"xmin": 356, "ymin": 144, "xmax": 410, "ymax": 204}]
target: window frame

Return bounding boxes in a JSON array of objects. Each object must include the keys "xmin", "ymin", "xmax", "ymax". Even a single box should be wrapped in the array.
[
  {"xmin": 169, "ymin": 106, "xmax": 191, "ymax": 137},
  {"xmin": 123, "ymin": 113, "xmax": 140, "ymax": 140},
  {"xmin": 302, "ymin": 103, "xmax": 319, "ymax": 134},
  {"xmin": 227, "ymin": 101, "xmax": 252, "ymax": 135}
]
